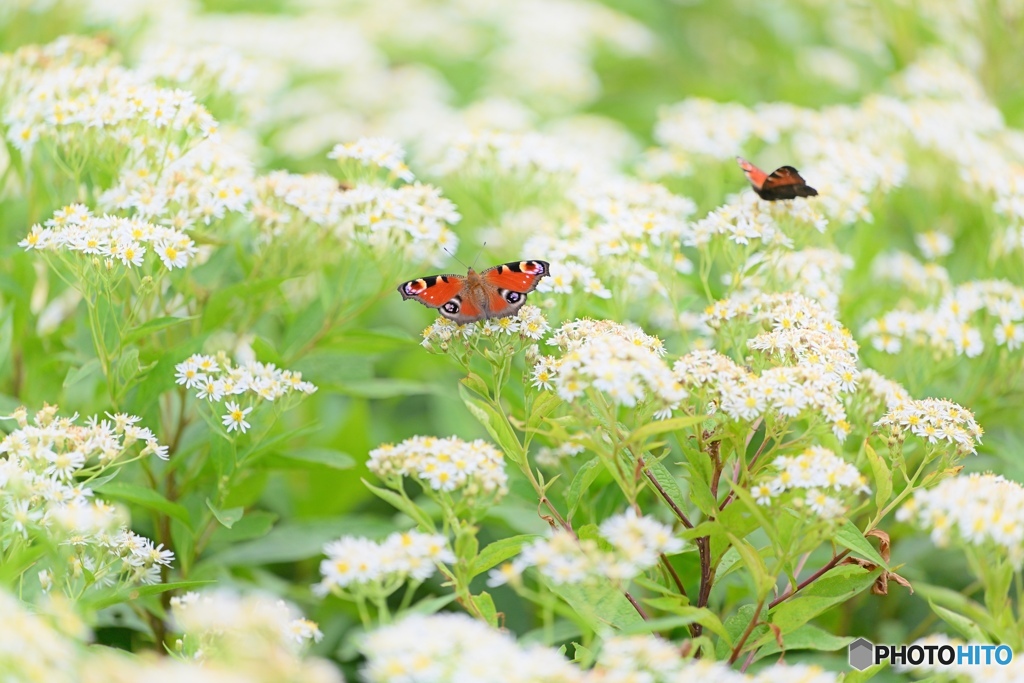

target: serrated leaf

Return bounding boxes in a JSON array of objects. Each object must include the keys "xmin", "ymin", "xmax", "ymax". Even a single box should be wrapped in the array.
[
  {"xmin": 760, "ymin": 565, "xmax": 879, "ymax": 647},
  {"xmin": 863, "ymin": 441, "xmax": 892, "ymax": 508},
  {"xmin": 471, "ymin": 535, "xmax": 539, "ymax": 578},
  {"xmin": 475, "ymin": 591, "xmax": 498, "ymax": 627},
  {"xmin": 546, "ymin": 578, "xmax": 644, "ymax": 634},
  {"xmin": 835, "ymin": 520, "xmax": 888, "ymax": 569}
]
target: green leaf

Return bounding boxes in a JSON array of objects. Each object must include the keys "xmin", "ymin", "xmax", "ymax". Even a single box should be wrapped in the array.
[
  {"xmin": 527, "ymin": 391, "xmax": 562, "ymax": 432},
  {"xmin": 88, "ymin": 580, "xmax": 216, "ymax": 610},
  {"xmin": 170, "ymin": 519, "xmax": 194, "ymax": 576},
  {"xmin": 124, "ymin": 315, "xmax": 196, "ymax": 344},
  {"xmin": 643, "ymin": 458, "xmax": 690, "ymax": 521},
  {"xmin": 475, "ymin": 591, "xmax": 498, "ymax": 627},
  {"xmin": 337, "ymin": 378, "xmax": 438, "ymax": 398},
  {"xmin": 283, "ymin": 298, "xmax": 326, "ymax": 357},
  {"xmin": 546, "ymin": 578, "xmax": 645, "ymax": 634},
  {"xmin": 203, "ymin": 516, "xmax": 393, "ymax": 566},
  {"xmin": 567, "ymin": 457, "xmax": 601, "ymax": 520},
  {"xmin": 265, "ymin": 448, "xmax": 355, "ymax": 470},
  {"xmin": 458, "ymin": 384, "xmax": 522, "ymax": 462},
  {"xmin": 760, "ymin": 565, "xmax": 880, "ymax": 647},
  {"xmin": 95, "ymin": 481, "xmax": 192, "ymax": 529},
  {"xmin": 408, "ymin": 593, "xmax": 458, "ymax": 616},
  {"xmin": 362, "ymin": 480, "xmax": 435, "ymax": 531},
  {"xmin": 726, "ymin": 532, "xmax": 774, "ymax": 597},
  {"xmin": 752, "ymin": 623, "xmax": 853, "ymax": 661},
  {"xmin": 206, "ymin": 499, "xmax": 243, "ymax": 529},
  {"xmin": 63, "ymin": 358, "xmax": 100, "ymax": 389},
  {"xmin": 835, "ymin": 520, "xmax": 888, "ymax": 569},
  {"xmin": 863, "ymin": 442, "xmax": 892, "ymax": 509},
  {"xmin": 461, "ymin": 372, "xmax": 490, "ymax": 399},
  {"xmin": 928, "ymin": 601, "xmax": 988, "ymax": 642},
  {"xmin": 471, "ymin": 535, "xmax": 539, "ymax": 578},
  {"xmin": 209, "ymin": 510, "xmax": 278, "ymax": 546},
  {"xmin": 629, "ymin": 414, "xmax": 705, "ymax": 443},
  {"xmin": 620, "ymin": 607, "xmax": 732, "ymax": 643}
]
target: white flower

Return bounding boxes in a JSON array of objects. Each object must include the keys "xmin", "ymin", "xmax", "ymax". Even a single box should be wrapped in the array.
[{"xmin": 222, "ymin": 401, "xmax": 252, "ymax": 434}]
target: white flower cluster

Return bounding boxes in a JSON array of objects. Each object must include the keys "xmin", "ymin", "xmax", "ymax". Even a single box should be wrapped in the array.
[
  {"xmin": 589, "ymin": 634, "xmax": 839, "ymax": 683},
  {"xmin": 862, "ymin": 280, "xmax": 1024, "ymax": 357},
  {"xmin": 682, "ymin": 293, "xmax": 859, "ymax": 439},
  {"xmin": 171, "ymin": 590, "xmax": 323, "ymax": 655},
  {"xmin": 4, "ymin": 62, "xmax": 216, "ymax": 154},
  {"xmin": 20, "ymin": 205, "xmax": 198, "ymax": 270},
  {"xmin": 315, "ymin": 531, "xmax": 454, "ymax": 594},
  {"xmin": 420, "ymin": 305, "xmax": 551, "ymax": 351},
  {"xmin": 686, "ymin": 191, "xmax": 828, "ymax": 249},
  {"xmin": 435, "ymin": 129, "xmax": 584, "ymax": 178},
  {"xmin": 489, "ymin": 509, "xmax": 682, "ymax": 586},
  {"xmin": 252, "ymin": 168, "xmax": 460, "ymax": 266},
  {"xmin": 368, "ymin": 435, "xmax": 508, "ymax": 499},
  {"xmin": 870, "ymin": 251, "xmax": 951, "ymax": 296},
  {"xmin": 174, "ymin": 353, "xmax": 317, "ymax": 435},
  {"xmin": 739, "ymin": 248, "xmax": 853, "ymax": 313},
  {"xmin": 360, "ymin": 613, "xmax": 584, "ymax": 683},
  {"xmin": 651, "ymin": 100, "xmax": 904, "ymax": 227},
  {"xmin": 898, "ymin": 474, "xmax": 1024, "ymax": 566},
  {"xmin": 750, "ymin": 447, "xmax": 869, "ymax": 520},
  {"xmin": 0, "ymin": 405, "xmax": 173, "ymax": 589},
  {"xmin": 328, "ymin": 137, "xmax": 414, "ymax": 182},
  {"xmin": 523, "ymin": 177, "xmax": 697, "ymax": 305},
  {"xmin": 137, "ymin": 44, "xmax": 260, "ymax": 103},
  {"xmin": 534, "ymin": 319, "xmax": 684, "ymax": 416},
  {"xmin": 876, "ymin": 397, "xmax": 983, "ymax": 456},
  {"xmin": 0, "ymin": 590, "xmax": 82, "ymax": 683},
  {"xmin": 98, "ymin": 137, "xmax": 255, "ymax": 230},
  {"xmin": 844, "ymin": 369, "xmax": 913, "ymax": 430}
]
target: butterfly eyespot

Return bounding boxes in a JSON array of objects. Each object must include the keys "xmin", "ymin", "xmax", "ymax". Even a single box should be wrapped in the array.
[
  {"xmin": 504, "ymin": 291, "xmax": 522, "ymax": 304},
  {"xmin": 442, "ymin": 301, "xmax": 460, "ymax": 314}
]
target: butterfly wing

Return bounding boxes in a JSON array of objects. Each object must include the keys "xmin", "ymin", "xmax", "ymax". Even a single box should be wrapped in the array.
[
  {"xmin": 397, "ymin": 273, "xmax": 485, "ymax": 324},
  {"xmin": 736, "ymin": 157, "xmax": 769, "ymax": 192},
  {"xmin": 479, "ymin": 260, "xmax": 550, "ymax": 319},
  {"xmin": 760, "ymin": 165, "xmax": 818, "ymax": 200},
  {"xmin": 736, "ymin": 157, "xmax": 818, "ymax": 200}
]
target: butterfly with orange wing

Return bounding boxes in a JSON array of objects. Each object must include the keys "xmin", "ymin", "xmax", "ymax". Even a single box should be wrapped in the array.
[
  {"xmin": 736, "ymin": 157, "xmax": 818, "ymax": 201},
  {"xmin": 398, "ymin": 260, "xmax": 550, "ymax": 324}
]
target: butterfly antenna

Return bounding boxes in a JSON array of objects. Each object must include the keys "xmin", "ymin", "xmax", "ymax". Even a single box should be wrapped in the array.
[
  {"xmin": 443, "ymin": 247, "xmax": 469, "ymax": 269},
  {"xmin": 470, "ymin": 242, "xmax": 487, "ymax": 270}
]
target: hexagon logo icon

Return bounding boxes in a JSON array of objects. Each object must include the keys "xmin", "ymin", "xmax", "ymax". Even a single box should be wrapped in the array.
[{"xmin": 848, "ymin": 637, "xmax": 874, "ymax": 671}]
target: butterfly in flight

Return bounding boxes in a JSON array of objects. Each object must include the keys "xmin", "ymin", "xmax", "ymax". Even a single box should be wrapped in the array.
[
  {"xmin": 736, "ymin": 157, "xmax": 818, "ymax": 201},
  {"xmin": 398, "ymin": 260, "xmax": 550, "ymax": 324}
]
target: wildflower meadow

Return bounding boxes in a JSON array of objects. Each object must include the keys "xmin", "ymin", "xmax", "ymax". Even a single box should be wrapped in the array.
[{"xmin": 2, "ymin": 1, "xmax": 1024, "ymax": 681}]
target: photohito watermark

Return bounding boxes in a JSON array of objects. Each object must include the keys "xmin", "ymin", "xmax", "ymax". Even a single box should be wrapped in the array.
[{"xmin": 848, "ymin": 638, "xmax": 1014, "ymax": 671}]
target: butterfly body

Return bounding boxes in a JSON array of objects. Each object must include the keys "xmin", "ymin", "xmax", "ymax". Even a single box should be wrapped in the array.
[
  {"xmin": 398, "ymin": 260, "xmax": 550, "ymax": 324},
  {"xmin": 736, "ymin": 157, "xmax": 818, "ymax": 201}
]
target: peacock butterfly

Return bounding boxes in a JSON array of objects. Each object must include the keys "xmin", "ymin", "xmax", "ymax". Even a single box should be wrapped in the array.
[
  {"xmin": 398, "ymin": 260, "xmax": 550, "ymax": 324},
  {"xmin": 736, "ymin": 157, "xmax": 818, "ymax": 201}
]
